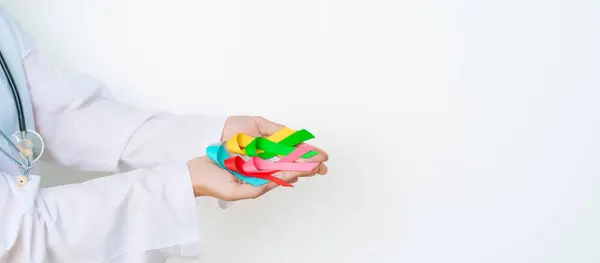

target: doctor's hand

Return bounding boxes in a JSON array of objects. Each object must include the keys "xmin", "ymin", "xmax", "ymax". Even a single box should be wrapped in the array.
[
  {"xmin": 221, "ymin": 115, "xmax": 329, "ymax": 175},
  {"xmin": 187, "ymin": 154, "xmax": 325, "ymax": 201},
  {"xmin": 187, "ymin": 115, "xmax": 329, "ymax": 201}
]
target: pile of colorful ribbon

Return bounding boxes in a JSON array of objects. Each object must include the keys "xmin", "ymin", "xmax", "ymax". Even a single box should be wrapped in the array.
[{"xmin": 206, "ymin": 127, "xmax": 320, "ymax": 187}]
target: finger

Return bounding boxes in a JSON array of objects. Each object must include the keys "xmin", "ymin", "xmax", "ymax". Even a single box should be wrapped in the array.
[
  {"xmin": 316, "ymin": 163, "xmax": 328, "ymax": 175},
  {"xmin": 264, "ymin": 174, "xmax": 299, "ymax": 191},
  {"xmin": 295, "ymin": 168, "xmax": 319, "ymax": 178},
  {"xmin": 275, "ymin": 169, "xmax": 318, "ymax": 182},
  {"xmin": 296, "ymin": 144, "xmax": 329, "ymax": 163},
  {"xmin": 252, "ymin": 116, "xmax": 285, "ymax": 136},
  {"xmin": 273, "ymin": 171, "xmax": 296, "ymax": 182}
]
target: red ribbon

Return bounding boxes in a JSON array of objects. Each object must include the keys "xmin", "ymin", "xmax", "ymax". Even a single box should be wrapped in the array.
[{"xmin": 223, "ymin": 156, "xmax": 293, "ymax": 187}]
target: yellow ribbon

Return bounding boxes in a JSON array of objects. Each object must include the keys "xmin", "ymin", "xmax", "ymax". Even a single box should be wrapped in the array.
[{"xmin": 226, "ymin": 127, "xmax": 297, "ymax": 156}]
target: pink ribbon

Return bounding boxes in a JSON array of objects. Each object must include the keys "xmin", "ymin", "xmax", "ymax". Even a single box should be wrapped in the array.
[{"xmin": 241, "ymin": 144, "xmax": 319, "ymax": 173}]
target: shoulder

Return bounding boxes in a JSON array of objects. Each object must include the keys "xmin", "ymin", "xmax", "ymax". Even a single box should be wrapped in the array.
[{"xmin": 0, "ymin": 5, "xmax": 35, "ymax": 59}]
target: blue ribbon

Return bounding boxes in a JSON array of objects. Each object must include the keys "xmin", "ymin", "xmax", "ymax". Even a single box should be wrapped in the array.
[{"xmin": 206, "ymin": 144, "xmax": 269, "ymax": 186}]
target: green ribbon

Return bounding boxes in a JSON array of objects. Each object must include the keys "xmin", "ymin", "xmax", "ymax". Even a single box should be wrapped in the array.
[{"xmin": 245, "ymin": 129, "xmax": 319, "ymax": 159}]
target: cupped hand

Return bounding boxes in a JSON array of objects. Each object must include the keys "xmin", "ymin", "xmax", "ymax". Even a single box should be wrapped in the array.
[
  {"xmin": 221, "ymin": 116, "xmax": 329, "ymax": 175},
  {"xmin": 187, "ymin": 116, "xmax": 328, "ymax": 201}
]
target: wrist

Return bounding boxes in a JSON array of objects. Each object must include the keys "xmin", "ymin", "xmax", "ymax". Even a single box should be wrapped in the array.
[{"xmin": 187, "ymin": 158, "xmax": 207, "ymax": 197}]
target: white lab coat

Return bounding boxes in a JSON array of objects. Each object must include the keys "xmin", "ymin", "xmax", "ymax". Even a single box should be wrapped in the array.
[{"xmin": 0, "ymin": 7, "xmax": 227, "ymax": 263}]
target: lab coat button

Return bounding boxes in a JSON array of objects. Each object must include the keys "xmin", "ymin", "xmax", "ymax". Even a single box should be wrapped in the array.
[{"xmin": 16, "ymin": 175, "xmax": 28, "ymax": 186}]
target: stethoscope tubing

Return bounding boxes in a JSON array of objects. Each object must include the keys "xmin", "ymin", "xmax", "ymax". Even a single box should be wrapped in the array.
[
  {"xmin": 0, "ymin": 49, "xmax": 34, "ymax": 174},
  {"xmin": 0, "ymin": 50, "xmax": 27, "ymax": 133}
]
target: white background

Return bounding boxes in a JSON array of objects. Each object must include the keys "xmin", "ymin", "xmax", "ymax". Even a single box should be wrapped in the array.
[{"xmin": 1, "ymin": 0, "xmax": 599, "ymax": 262}]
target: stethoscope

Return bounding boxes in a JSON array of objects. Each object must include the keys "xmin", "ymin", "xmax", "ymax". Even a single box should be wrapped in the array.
[{"xmin": 0, "ymin": 49, "xmax": 44, "ymax": 177}]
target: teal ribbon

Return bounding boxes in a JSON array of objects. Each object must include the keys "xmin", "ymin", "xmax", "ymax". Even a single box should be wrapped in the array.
[{"xmin": 206, "ymin": 144, "xmax": 269, "ymax": 186}]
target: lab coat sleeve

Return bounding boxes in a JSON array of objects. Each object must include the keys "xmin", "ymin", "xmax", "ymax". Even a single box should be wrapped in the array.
[
  {"xmin": 117, "ymin": 113, "xmax": 232, "ymax": 209},
  {"xmin": 6, "ymin": 12, "xmax": 226, "ymax": 173},
  {"xmin": 6, "ymin": 6, "xmax": 227, "ymax": 174},
  {"xmin": 16, "ymin": 15, "xmax": 231, "ymax": 208},
  {"xmin": 0, "ymin": 165, "xmax": 203, "ymax": 263},
  {"xmin": 23, "ymin": 49, "xmax": 230, "ymax": 208},
  {"xmin": 23, "ymin": 48, "xmax": 227, "ymax": 174}
]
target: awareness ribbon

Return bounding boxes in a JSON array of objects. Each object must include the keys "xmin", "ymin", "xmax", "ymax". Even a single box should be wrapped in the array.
[
  {"xmin": 240, "ymin": 144, "xmax": 319, "ymax": 173},
  {"xmin": 225, "ymin": 127, "xmax": 295, "ymax": 156},
  {"xmin": 207, "ymin": 143, "xmax": 311, "ymax": 187},
  {"xmin": 206, "ymin": 144, "xmax": 280, "ymax": 186},
  {"xmin": 209, "ymin": 127, "xmax": 322, "ymax": 187},
  {"xmin": 226, "ymin": 128, "xmax": 319, "ymax": 159},
  {"xmin": 219, "ymin": 143, "xmax": 319, "ymax": 186},
  {"xmin": 224, "ymin": 156, "xmax": 292, "ymax": 187}
]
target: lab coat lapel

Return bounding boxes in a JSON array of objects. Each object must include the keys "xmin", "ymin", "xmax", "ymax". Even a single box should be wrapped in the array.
[{"xmin": 0, "ymin": 9, "xmax": 36, "ymax": 175}]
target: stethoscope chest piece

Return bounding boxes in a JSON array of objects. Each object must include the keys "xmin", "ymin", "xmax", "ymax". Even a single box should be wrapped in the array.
[
  {"xmin": 11, "ymin": 129, "xmax": 44, "ymax": 163},
  {"xmin": 0, "ymin": 48, "xmax": 45, "ymax": 175}
]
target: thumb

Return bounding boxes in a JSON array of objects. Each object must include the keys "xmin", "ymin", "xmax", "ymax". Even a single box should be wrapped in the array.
[{"xmin": 253, "ymin": 116, "xmax": 285, "ymax": 136}]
